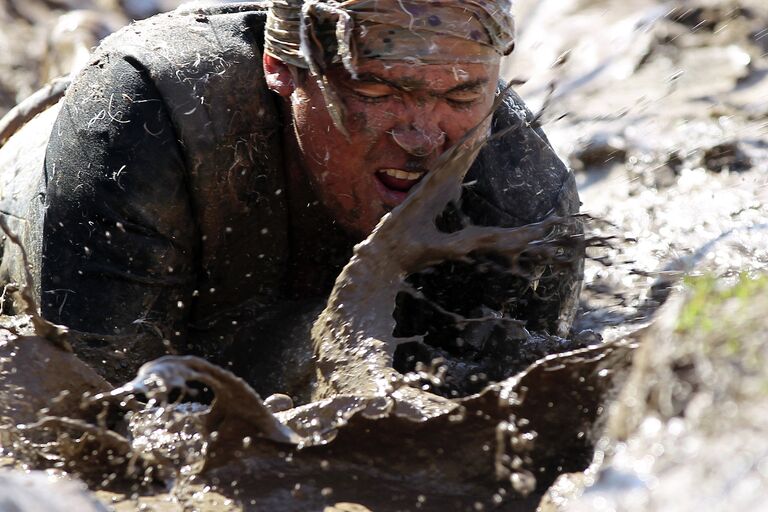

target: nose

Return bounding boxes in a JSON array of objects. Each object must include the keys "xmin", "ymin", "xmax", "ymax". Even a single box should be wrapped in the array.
[{"xmin": 390, "ymin": 123, "xmax": 447, "ymax": 157}]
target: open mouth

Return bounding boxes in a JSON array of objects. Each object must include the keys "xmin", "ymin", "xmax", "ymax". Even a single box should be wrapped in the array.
[
  {"xmin": 375, "ymin": 168, "xmax": 427, "ymax": 205},
  {"xmin": 377, "ymin": 168, "xmax": 425, "ymax": 190}
]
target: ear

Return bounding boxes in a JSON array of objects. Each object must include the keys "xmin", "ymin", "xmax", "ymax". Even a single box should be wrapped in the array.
[{"xmin": 263, "ymin": 53, "xmax": 296, "ymax": 97}]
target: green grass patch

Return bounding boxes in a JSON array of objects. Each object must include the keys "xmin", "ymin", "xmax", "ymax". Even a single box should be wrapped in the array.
[{"xmin": 676, "ymin": 273, "xmax": 768, "ymax": 335}]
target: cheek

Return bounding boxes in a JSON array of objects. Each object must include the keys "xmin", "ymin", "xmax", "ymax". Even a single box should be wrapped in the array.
[
  {"xmin": 438, "ymin": 106, "xmax": 491, "ymax": 144},
  {"xmin": 292, "ymin": 92, "xmax": 332, "ymax": 151},
  {"xmin": 345, "ymin": 101, "xmax": 399, "ymax": 139}
]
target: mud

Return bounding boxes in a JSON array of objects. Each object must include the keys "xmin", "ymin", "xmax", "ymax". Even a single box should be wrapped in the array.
[
  {"xmin": 0, "ymin": 468, "xmax": 108, "ymax": 511},
  {"xmin": 1, "ymin": 0, "xmax": 768, "ymax": 510},
  {"xmin": 0, "ymin": 87, "xmax": 619, "ymax": 511},
  {"xmin": 1, "ymin": 328, "xmax": 634, "ymax": 510},
  {"xmin": 310, "ymin": 105, "xmax": 593, "ymax": 401},
  {"xmin": 508, "ymin": 0, "xmax": 768, "ymax": 509}
]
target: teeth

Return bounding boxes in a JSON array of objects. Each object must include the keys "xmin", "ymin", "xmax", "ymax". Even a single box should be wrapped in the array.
[{"xmin": 381, "ymin": 168, "xmax": 424, "ymax": 181}]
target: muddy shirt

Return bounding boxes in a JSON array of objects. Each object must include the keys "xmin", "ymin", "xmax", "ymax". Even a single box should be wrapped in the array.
[{"xmin": 0, "ymin": 3, "xmax": 581, "ymax": 388}]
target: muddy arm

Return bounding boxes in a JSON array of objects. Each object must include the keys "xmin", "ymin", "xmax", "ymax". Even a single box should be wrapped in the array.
[
  {"xmin": 41, "ymin": 56, "xmax": 198, "ymax": 377},
  {"xmin": 510, "ymin": 173, "xmax": 584, "ymax": 336},
  {"xmin": 459, "ymin": 87, "xmax": 584, "ymax": 336}
]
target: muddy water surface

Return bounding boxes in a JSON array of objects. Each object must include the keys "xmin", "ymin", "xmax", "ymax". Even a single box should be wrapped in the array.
[{"xmin": 2, "ymin": 0, "xmax": 768, "ymax": 511}]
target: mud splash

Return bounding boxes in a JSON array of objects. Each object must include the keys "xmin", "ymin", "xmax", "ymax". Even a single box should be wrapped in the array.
[
  {"xmin": 2, "ymin": 0, "xmax": 767, "ymax": 510},
  {"xmin": 1, "ymin": 329, "xmax": 634, "ymax": 510}
]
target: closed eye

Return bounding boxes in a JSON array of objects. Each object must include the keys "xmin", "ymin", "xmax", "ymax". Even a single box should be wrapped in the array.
[
  {"xmin": 351, "ymin": 82, "xmax": 397, "ymax": 100},
  {"xmin": 443, "ymin": 89, "xmax": 483, "ymax": 105}
]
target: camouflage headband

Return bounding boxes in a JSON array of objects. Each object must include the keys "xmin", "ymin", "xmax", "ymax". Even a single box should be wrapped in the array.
[
  {"xmin": 265, "ymin": 0, "xmax": 515, "ymax": 69},
  {"xmin": 264, "ymin": 0, "xmax": 515, "ymax": 134}
]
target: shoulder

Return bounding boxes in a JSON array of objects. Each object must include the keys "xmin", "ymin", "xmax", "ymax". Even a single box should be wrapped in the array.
[
  {"xmin": 61, "ymin": 2, "xmax": 274, "ymax": 135},
  {"xmin": 97, "ymin": 2, "xmax": 269, "ymax": 62},
  {"xmin": 74, "ymin": 3, "xmax": 271, "ymax": 96},
  {"xmin": 465, "ymin": 86, "xmax": 579, "ymax": 227},
  {"xmin": 54, "ymin": 1, "xmax": 281, "ymax": 189}
]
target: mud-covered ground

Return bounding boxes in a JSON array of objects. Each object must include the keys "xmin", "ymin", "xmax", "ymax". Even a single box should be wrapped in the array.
[
  {"xmin": 510, "ymin": 0, "xmax": 768, "ymax": 509},
  {"xmin": 1, "ymin": 0, "xmax": 767, "ymax": 511},
  {"xmin": 507, "ymin": 0, "xmax": 768, "ymax": 337}
]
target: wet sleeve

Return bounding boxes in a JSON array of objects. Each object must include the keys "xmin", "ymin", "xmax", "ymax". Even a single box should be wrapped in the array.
[
  {"xmin": 504, "ymin": 107, "xmax": 584, "ymax": 337},
  {"xmin": 509, "ymin": 172, "xmax": 584, "ymax": 337},
  {"xmin": 41, "ymin": 54, "xmax": 198, "ymax": 376},
  {"xmin": 456, "ymin": 88, "xmax": 584, "ymax": 337}
]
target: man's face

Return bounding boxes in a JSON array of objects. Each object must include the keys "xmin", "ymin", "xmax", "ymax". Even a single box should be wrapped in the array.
[{"xmin": 288, "ymin": 56, "xmax": 500, "ymax": 237}]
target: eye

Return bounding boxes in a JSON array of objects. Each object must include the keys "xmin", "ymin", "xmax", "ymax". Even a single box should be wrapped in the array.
[
  {"xmin": 350, "ymin": 82, "xmax": 396, "ymax": 100},
  {"xmin": 444, "ymin": 90, "xmax": 482, "ymax": 105}
]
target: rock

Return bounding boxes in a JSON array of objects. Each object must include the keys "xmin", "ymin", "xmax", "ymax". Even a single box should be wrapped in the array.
[
  {"xmin": 572, "ymin": 134, "xmax": 628, "ymax": 171},
  {"xmin": 703, "ymin": 141, "xmax": 752, "ymax": 173}
]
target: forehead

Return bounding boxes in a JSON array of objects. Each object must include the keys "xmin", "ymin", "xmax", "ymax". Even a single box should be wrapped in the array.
[{"xmin": 340, "ymin": 58, "xmax": 500, "ymax": 91}]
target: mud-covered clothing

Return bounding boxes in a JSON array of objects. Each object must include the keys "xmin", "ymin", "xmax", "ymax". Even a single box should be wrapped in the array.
[{"xmin": 0, "ymin": 3, "xmax": 581, "ymax": 390}]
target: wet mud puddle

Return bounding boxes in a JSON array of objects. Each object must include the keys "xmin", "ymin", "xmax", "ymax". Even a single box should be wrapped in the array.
[{"xmin": 3, "ymin": 0, "xmax": 768, "ymax": 510}]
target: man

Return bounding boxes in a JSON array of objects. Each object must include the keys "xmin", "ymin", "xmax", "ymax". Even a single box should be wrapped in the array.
[{"xmin": 0, "ymin": 0, "xmax": 582, "ymax": 396}]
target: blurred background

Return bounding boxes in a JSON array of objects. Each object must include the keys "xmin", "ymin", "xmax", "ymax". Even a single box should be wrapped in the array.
[{"xmin": 0, "ymin": 0, "xmax": 187, "ymax": 113}]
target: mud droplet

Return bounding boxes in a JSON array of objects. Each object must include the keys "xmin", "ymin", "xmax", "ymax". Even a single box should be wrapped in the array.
[
  {"xmin": 510, "ymin": 470, "xmax": 536, "ymax": 496},
  {"xmin": 264, "ymin": 393, "xmax": 294, "ymax": 413}
]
